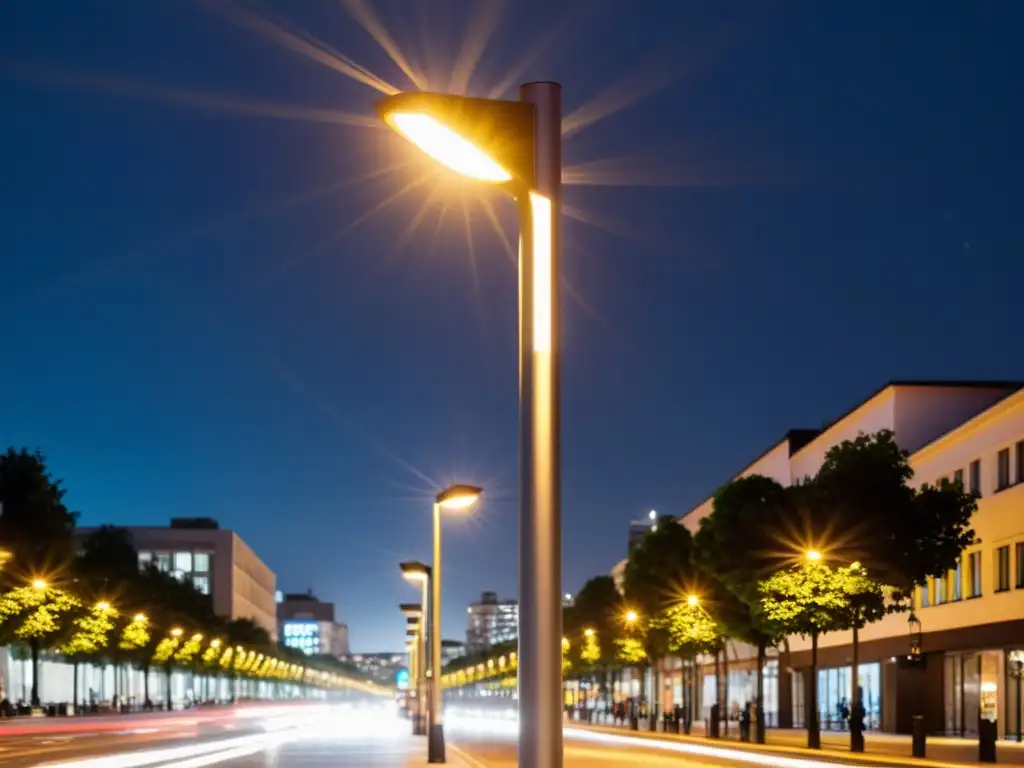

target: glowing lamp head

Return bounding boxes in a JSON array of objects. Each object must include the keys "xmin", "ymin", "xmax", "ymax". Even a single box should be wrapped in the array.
[
  {"xmin": 376, "ymin": 91, "xmax": 536, "ymax": 188},
  {"xmin": 687, "ymin": 595, "xmax": 700, "ymax": 607},
  {"xmin": 436, "ymin": 483, "xmax": 483, "ymax": 511},
  {"xmin": 96, "ymin": 601, "xmax": 111, "ymax": 612},
  {"xmin": 134, "ymin": 613, "xmax": 147, "ymax": 623},
  {"xmin": 806, "ymin": 550, "xmax": 823, "ymax": 562},
  {"xmin": 211, "ymin": 639, "xmax": 222, "ymax": 648},
  {"xmin": 32, "ymin": 579, "xmax": 47, "ymax": 590},
  {"xmin": 400, "ymin": 561, "xmax": 431, "ymax": 584},
  {"xmin": 625, "ymin": 610, "xmax": 638, "ymax": 624},
  {"xmin": 170, "ymin": 627, "xmax": 183, "ymax": 637},
  {"xmin": 387, "ymin": 113, "xmax": 512, "ymax": 183},
  {"xmin": 584, "ymin": 628, "xmax": 595, "ymax": 638},
  {"xmin": 649, "ymin": 510, "xmax": 657, "ymax": 520}
]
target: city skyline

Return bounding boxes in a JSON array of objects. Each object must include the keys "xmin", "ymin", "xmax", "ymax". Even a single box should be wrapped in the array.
[{"xmin": 2, "ymin": 0, "xmax": 1018, "ymax": 652}]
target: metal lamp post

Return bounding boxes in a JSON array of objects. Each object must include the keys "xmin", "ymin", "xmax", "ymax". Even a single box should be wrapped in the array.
[
  {"xmin": 377, "ymin": 83, "xmax": 564, "ymax": 768},
  {"xmin": 402, "ymin": 563, "xmax": 433, "ymax": 736}
]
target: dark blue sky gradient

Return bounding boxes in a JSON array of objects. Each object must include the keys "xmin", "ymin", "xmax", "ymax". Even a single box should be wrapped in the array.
[{"xmin": 1, "ymin": 1, "xmax": 1019, "ymax": 651}]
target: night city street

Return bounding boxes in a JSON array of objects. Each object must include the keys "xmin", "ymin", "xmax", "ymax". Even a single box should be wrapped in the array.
[{"xmin": 2, "ymin": 1, "xmax": 1020, "ymax": 767}]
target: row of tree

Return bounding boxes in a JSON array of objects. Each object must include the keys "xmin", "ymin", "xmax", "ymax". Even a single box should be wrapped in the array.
[
  {"xmin": 446, "ymin": 431, "xmax": 976, "ymax": 753},
  {"xmin": 0, "ymin": 447, "xmax": 371, "ymax": 710}
]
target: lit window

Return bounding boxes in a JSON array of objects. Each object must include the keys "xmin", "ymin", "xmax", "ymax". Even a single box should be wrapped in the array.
[
  {"xmin": 174, "ymin": 552, "xmax": 193, "ymax": 573},
  {"xmin": 193, "ymin": 575, "xmax": 210, "ymax": 595},
  {"xmin": 155, "ymin": 553, "xmax": 171, "ymax": 573},
  {"xmin": 138, "ymin": 552, "xmax": 152, "ymax": 569},
  {"xmin": 953, "ymin": 560, "xmax": 962, "ymax": 601},
  {"xmin": 919, "ymin": 582, "xmax": 930, "ymax": 608},
  {"xmin": 194, "ymin": 552, "xmax": 211, "ymax": 573}
]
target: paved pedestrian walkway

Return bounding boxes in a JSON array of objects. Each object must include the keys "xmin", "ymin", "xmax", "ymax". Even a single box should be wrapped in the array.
[{"xmin": 570, "ymin": 718, "xmax": 1024, "ymax": 766}]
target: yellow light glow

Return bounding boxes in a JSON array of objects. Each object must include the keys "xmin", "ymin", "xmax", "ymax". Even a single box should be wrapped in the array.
[
  {"xmin": 438, "ymin": 492, "xmax": 480, "ymax": 511},
  {"xmin": 211, "ymin": 639, "xmax": 222, "ymax": 648},
  {"xmin": 134, "ymin": 613, "xmax": 147, "ymax": 623},
  {"xmin": 584, "ymin": 628, "xmax": 595, "ymax": 637},
  {"xmin": 625, "ymin": 610, "xmax": 638, "ymax": 624},
  {"xmin": 402, "ymin": 571, "xmax": 428, "ymax": 584},
  {"xmin": 389, "ymin": 113, "xmax": 512, "ymax": 183},
  {"xmin": 806, "ymin": 550, "xmax": 822, "ymax": 562},
  {"xmin": 32, "ymin": 579, "xmax": 47, "ymax": 590},
  {"xmin": 170, "ymin": 627, "xmax": 183, "ymax": 637},
  {"xmin": 687, "ymin": 595, "xmax": 699, "ymax": 607},
  {"xmin": 530, "ymin": 191, "xmax": 553, "ymax": 352},
  {"xmin": 96, "ymin": 601, "xmax": 111, "ymax": 612}
]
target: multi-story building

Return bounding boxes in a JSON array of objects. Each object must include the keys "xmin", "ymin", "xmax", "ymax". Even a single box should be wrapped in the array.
[
  {"xmin": 466, "ymin": 591, "xmax": 518, "ymax": 653},
  {"xmin": 670, "ymin": 380, "xmax": 1024, "ymax": 740},
  {"xmin": 277, "ymin": 590, "xmax": 350, "ymax": 658},
  {"xmin": 344, "ymin": 652, "xmax": 406, "ymax": 686},
  {"xmin": 76, "ymin": 517, "xmax": 278, "ymax": 640}
]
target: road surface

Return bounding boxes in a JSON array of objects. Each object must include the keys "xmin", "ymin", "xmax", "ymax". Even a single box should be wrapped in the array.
[{"xmin": 0, "ymin": 703, "xmax": 931, "ymax": 767}]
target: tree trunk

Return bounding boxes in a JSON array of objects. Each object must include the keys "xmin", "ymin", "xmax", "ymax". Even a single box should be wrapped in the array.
[
  {"xmin": 722, "ymin": 643, "xmax": 730, "ymax": 736},
  {"xmin": 808, "ymin": 632, "xmax": 820, "ymax": 749},
  {"xmin": 143, "ymin": 663, "xmax": 150, "ymax": 708},
  {"xmin": 851, "ymin": 623, "xmax": 864, "ymax": 752},
  {"xmin": 755, "ymin": 639, "xmax": 767, "ymax": 744},
  {"xmin": 713, "ymin": 647, "xmax": 721, "ymax": 737},
  {"xmin": 30, "ymin": 638, "xmax": 40, "ymax": 708},
  {"xmin": 72, "ymin": 661, "xmax": 79, "ymax": 714},
  {"xmin": 649, "ymin": 661, "xmax": 659, "ymax": 731},
  {"xmin": 165, "ymin": 666, "xmax": 173, "ymax": 710}
]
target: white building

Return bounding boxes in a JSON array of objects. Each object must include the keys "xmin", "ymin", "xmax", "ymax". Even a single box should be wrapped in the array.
[
  {"xmin": 76, "ymin": 518, "xmax": 278, "ymax": 640},
  {"xmin": 673, "ymin": 380, "xmax": 1024, "ymax": 739},
  {"xmin": 466, "ymin": 591, "xmax": 518, "ymax": 653}
]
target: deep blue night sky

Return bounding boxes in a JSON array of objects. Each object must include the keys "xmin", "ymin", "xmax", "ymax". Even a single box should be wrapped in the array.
[{"xmin": 1, "ymin": 1, "xmax": 1019, "ymax": 651}]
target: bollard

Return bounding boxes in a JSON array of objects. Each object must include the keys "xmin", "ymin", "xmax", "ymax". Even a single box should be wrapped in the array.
[
  {"xmin": 979, "ymin": 718, "xmax": 997, "ymax": 763},
  {"xmin": 911, "ymin": 715, "xmax": 926, "ymax": 758},
  {"xmin": 709, "ymin": 704, "xmax": 721, "ymax": 739}
]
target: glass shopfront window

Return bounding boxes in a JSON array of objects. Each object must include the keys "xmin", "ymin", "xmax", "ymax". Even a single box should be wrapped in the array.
[{"xmin": 816, "ymin": 663, "xmax": 881, "ymax": 731}]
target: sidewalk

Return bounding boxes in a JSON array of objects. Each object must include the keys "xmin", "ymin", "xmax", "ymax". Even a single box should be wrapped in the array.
[{"xmin": 568, "ymin": 719, "xmax": 1024, "ymax": 766}]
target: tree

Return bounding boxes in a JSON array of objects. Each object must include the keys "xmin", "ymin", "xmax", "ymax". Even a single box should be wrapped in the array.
[
  {"xmin": 58, "ymin": 601, "xmax": 117, "ymax": 709},
  {"xmin": 0, "ymin": 448, "xmax": 78, "ymax": 578},
  {"xmin": 0, "ymin": 583, "xmax": 80, "ymax": 706},
  {"xmin": 694, "ymin": 475, "xmax": 791, "ymax": 743},
  {"xmin": 813, "ymin": 431, "xmax": 976, "ymax": 751},
  {"xmin": 758, "ymin": 559, "xmax": 884, "ymax": 749},
  {"xmin": 623, "ymin": 519, "xmax": 701, "ymax": 725},
  {"xmin": 572, "ymin": 576, "xmax": 623, "ymax": 709}
]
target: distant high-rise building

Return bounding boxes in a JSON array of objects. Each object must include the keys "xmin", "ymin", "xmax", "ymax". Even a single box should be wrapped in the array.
[
  {"xmin": 466, "ymin": 591, "xmax": 518, "ymax": 652},
  {"xmin": 277, "ymin": 590, "xmax": 350, "ymax": 658},
  {"xmin": 628, "ymin": 510, "xmax": 660, "ymax": 552}
]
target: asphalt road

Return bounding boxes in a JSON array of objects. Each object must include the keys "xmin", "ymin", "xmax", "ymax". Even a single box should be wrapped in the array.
[{"xmin": 0, "ymin": 703, "xmax": 942, "ymax": 767}]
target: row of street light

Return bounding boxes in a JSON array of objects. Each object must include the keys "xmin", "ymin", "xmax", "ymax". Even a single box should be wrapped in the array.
[{"xmin": 377, "ymin": 78, "xmax": 565, "ymax": 768}]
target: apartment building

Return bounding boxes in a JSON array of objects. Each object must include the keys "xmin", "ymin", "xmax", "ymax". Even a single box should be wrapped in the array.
[{"xmin": 670, "ymin": 381, "xmax": 1024, "ymax": 739}]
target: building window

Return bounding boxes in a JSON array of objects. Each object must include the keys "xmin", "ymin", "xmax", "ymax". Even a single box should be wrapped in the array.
[
  {"xmin": 934, "ymin": 575, "xmax": 946, "ymax": 605},
  {"xmin": 194, "ymin": 552, "xmax": 211, "ymax": 573},
  {"xmin": 996, "ymin": 546, "xmax": 1010, "ymax": 592},
  {"xmin": 953, "ymin": 469, "xmax": 964, "ymax": 487},
  {"xmin": 1016, "ymin": 542, "xmax": 1024, "ymax": 589},
  {"xmin": 968, "ymin": 552, "xmax": 982, "ymax": 598},
  {"xmin": 953, "ymin": 559, "xmax": 963, "ymax": 601},
  {"xmin": 970, "ymin": 460, "xmax": 982, "ymax": 497},
  {"xmin": 919, "ymin": 581, "xmax": 930, "ymax": 608},
  {"xmin": 192, "ymin": 575, "xmax": 210, "ymax": 595},
  {"xmin": 174, "ymin": 551, "xmax": 193, "ymax": 573},
  {"xmin": 997, "ymin": 449, "xmax": 1011, "ymax": 491},
  {"xmin": 1017, "ymin": 441, "xmax": 1024, "ymax": 485},
  {"xmin": 138, "ymin": 551, "xmax": 152, "ymax": 569},
  {"xmin": 155, "ymin": 552, "xmax": 172, "ymax": 573}
]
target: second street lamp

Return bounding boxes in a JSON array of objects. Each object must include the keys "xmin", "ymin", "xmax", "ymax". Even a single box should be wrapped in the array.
[
  {"xmin": 377, "ymin": 83, "xmax": 563, "ymax": 768},
  {"xmin": 401, "ymin": 562, "xmax": 432, "ymax": 737}
]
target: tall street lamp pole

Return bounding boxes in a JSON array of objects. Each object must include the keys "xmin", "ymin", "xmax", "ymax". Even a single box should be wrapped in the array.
[
  {"xmin": 428, "ymin": 484, "xmax": 483, "ymax": 762},
  {"xmin": 402, "ymin": 563, "xmax": 433, "ymax": 736},
  {"xmin": 377, "ymin": 82, "xmax": 563, "ymax": 768}
]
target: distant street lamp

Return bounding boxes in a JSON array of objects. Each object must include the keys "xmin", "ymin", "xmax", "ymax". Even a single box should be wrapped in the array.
[
  {"xmin": 377, "ymin": 83, "xmax": 563, "ymax": 768},
  {"xmin": 401, "ymin": 562, "xmax": 432, "ymax": 736},
  {"xmin": 625, "ymin": 610, "xmax": 638, "ymax": 625},
  {"xmin": 415, "ymin": 484, "xmax": 484, "ymax": 762}
]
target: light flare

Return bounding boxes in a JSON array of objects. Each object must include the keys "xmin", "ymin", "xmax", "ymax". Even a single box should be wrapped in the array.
[
  {"xmin": 447, "ymin": 0, "xmax": 506, "ymax": 96},
  {"xmin": 341, "ymin": 0, "xmax": 429, "ymax": 91},
  {"xmin": 389, "ymin": 113, "xmax": 512, "ymax": 182}
]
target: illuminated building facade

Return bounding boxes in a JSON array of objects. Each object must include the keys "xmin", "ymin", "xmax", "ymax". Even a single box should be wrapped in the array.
[
  {"xmin": 76, "ymin": 517, "xmax": 277, "ymax": 639},
  {"xmin": 466, "ymin": 591, "xmax": 518, "ymax": 653},
  {"xmin": 672, "ymin": 381, "xmax": 1024, "ymax": 739},
  {"xmin": 277, "ymin": 590, "xmax": 349, "ymax": 658}
]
